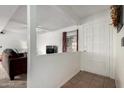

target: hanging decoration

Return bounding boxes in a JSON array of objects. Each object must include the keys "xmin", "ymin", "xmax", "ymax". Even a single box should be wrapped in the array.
[
  {"xmin": 110, "ymin": 5, "xmax": 123, "ymax": 33},
  {"xmin": 110, "ymin": 5, "xmax": 121, "ymax": 27}
]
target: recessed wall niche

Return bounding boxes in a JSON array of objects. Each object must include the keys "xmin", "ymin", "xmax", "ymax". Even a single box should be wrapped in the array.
[{"xmin": 121, "ymin": 37, "xmax": 124, "ymax": 47}]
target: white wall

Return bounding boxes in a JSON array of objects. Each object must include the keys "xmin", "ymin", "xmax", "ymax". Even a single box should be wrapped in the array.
[
  {"xmin": 28, "ymin": 52, "xmax": 80, "ymax": 88},
  {"xmin": 28, "ymin": 6, "xmax": 80, "ymax": 88},
  {"xmin": 113, "ymin": 6, "xmax": 124, "ymax": 88},
  {"xmin": 115, "ymin": 26, "xmax": 124, "ymax": 88},
  {"xmin": 37, "ymin": 31, "xmax": 62, "ymax": 55},
  {"xmin": 79, "ymin": 10, "xmax": 115, "ymax": 78},
  {"xmin": 0, "ymin": 6, "xmax": 27, "ymax": 54},
  {"xmin": 0, "ymin": 31, "xmax": 27, "ymax": 54}
]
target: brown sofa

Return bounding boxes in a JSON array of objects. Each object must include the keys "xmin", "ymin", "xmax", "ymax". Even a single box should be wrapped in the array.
[{"xmin": 1, "ymin": 49, "xmax": 27, "ymax": 80}]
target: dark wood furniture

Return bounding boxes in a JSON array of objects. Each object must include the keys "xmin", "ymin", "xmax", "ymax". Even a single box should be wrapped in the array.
[
  {"xmin": 9, "ymin": 55, "xmax": 27, "ymax": 80},
  {"xmin": 2, "ymin": 49, "xmax": 27, "ymax": 80}
]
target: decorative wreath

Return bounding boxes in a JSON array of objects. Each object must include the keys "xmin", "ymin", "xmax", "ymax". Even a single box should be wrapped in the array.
[{"xmin": 110, "ymin": 5, "xmax": 120, "ymax": 27}]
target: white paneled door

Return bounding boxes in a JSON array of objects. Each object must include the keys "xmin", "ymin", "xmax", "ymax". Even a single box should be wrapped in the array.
[{"xmin": 80, "ymin": 19, "xmax": 113, "ymax": 78}]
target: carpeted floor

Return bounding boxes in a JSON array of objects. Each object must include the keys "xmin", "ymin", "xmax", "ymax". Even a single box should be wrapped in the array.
[{"xmin": 0, "ymin": 74, "xmax": 27, "ymax": 88}]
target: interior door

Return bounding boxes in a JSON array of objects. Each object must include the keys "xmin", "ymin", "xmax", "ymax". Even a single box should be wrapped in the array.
[{"xmin": 81, "ymin": 19, "xmax": 113, "ymax": 77}]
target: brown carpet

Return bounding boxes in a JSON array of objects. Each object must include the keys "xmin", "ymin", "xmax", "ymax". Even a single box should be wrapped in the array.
[
  {"xmin": 0, "ymin": 74, "xmax": 27, "ymax": 88},
  {"xmin": 62, "ymin": 71, "xmax": 116, "ymax": 88}
]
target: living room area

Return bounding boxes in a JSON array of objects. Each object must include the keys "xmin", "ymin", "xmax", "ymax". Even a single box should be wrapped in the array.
[
  {"xmin": 0, "ymin": 5, "xmax": 124, "ymax": 88},
  {"xmin": 0, "ymin": 5, "xmax": 27, "ymax": 88}
]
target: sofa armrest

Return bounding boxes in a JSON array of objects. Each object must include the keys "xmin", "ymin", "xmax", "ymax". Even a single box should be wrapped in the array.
[
  {"xmin": 17, "ymin": 53, "xmax": 24, "ymax": 57},
  {"xmin": 9, "ymin": 57, "xmax": 27, "ymax": 79},
  {"xmin": 10, "ymin": 57, "xmax": 27, "ymax": 62}
]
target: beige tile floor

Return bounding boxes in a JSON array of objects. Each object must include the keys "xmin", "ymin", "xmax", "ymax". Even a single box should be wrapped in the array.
[
  {"xmin": 62, "ymin": 71, "xmax": 116, "ymax": 88},
  {"xmin": 0, "ymin": 63, "xmax": 27, "ymax": 88},
  {"xmin": 0, "ymin": 74, "xmax": 27, "ymax": 88}
]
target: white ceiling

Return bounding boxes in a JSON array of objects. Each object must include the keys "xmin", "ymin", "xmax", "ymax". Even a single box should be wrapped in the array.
[
  {"xmin": 37, "ymin": 5, "xmax": 110, "ymax": 31},
  {"xmin": 0, "ymin": 5, "xmax": 27, "ymax": 33},
  {"xmin": 11, "ymin": 5, "xmax": 27, "ymax": 24},
  {"xmin": 0, "ymin": 5, "xmax": 110, "ymax": 34},
  {"xmin": 37, "ymin": 5, "xmax": 75, "ymax": 31},
  {"xmin": 0, "ymin": 5, "xmax": 18, "ymax": 32}
]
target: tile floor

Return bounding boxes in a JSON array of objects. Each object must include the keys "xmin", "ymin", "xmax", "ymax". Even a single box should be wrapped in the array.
[
  {"xmin": 0, "ymin": 74, "xmax": 27, "ymax": 88},
  {"xmin": 62, "ymin": 71, "xmax": 116, "ymax": 88}
]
